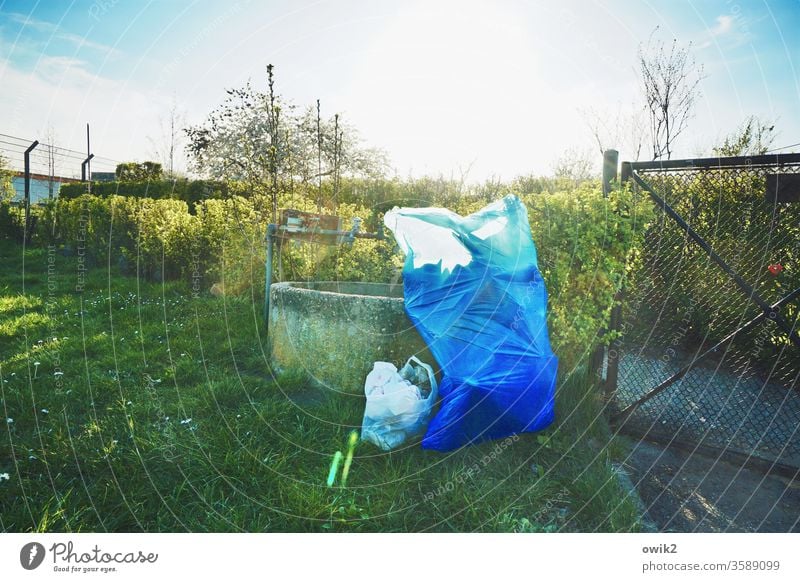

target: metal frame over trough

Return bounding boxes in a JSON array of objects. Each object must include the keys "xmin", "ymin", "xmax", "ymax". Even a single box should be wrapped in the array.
[{"xmin": 263, "ymin": 209, "xmax": 434, "ymax": 393}]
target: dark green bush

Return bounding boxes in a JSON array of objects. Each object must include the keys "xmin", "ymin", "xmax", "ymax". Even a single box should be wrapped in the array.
[
  {"xmin": 0, "ymin": 202, "xmax": 25, "ymax": 241},
  {"xmin": 115, "ymin": 161, "xmax": 163, "ymax": 181},
  {"xmin": 58, "ymin": 179, "xmax": 230, "ymax": 210}
]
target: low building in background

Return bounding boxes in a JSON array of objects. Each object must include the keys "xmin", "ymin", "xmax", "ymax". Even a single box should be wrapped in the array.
[{"xmin": 10, "ymin": 172, "xmax": 82, "ymax": 204}]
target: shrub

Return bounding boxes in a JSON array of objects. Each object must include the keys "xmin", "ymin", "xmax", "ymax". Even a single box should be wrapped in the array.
[
  {"xmin": 195, "ymin": 196, "xmax": 263, "ymax": 293},
  {"xmin": 58, "ymin": 179, "xmax": 230, "ymax": 210},
  {"xmin": 115, "ymin": 161, "xmax": 163, "ymax": 181},
  {"xmin": 34, "ymin": 181, "xmax": 651, "ymax": 370},
  {"xmin": 524, "ymin": 184, "xmax": 654, "ymax": 367},
  {"xmin": 0, "ymin": 202, "xmax": 25, "ymax": 241}
]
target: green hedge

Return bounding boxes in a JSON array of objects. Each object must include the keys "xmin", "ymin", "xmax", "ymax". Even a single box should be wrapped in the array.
[
  {"xmin": 35, "ymin": 192, "xmax": 401, "ymax": 293},
  {"xmin": 58, "ymin": 179, "xmax": 232, "ymax": 209},
  {"xmin": 26, "ymin": 171, "xmax": 793, "ymax": 371},
  {"xmin": 0, "ymin": 201, "xmax": 24, "ymax": 241},
  {"xmin": 32, "ymin": 184, "xmax": 651, "ymax": 368},
  {"xmin": 523, "ymin": 184, "xmax": 653, "ymax": 366}
]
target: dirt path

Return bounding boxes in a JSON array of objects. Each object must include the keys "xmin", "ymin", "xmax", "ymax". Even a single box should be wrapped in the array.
[{"xmin": 623, "ymin": 440, "xmax": 800, "ymax": 532}]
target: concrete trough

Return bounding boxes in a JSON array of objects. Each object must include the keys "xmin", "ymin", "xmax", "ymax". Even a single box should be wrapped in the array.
[{"xmin": 269, "ymin": 281, "xmax": 436, "ymax": 394}]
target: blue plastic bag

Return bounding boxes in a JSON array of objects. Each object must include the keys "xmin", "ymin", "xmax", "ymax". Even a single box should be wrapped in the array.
[{"xmin": 384, "ymin": 195, "xmax": 558, "ymax": 451}]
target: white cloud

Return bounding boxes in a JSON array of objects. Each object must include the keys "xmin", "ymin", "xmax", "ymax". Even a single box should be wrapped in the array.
[
  {"xmin": 4, "ymin": 12, "xmax": 121, "ymax": 59},
  {"xmin": 711, "ymin": 15, "xmax": 734, "ymax": 37},
  {"xmin": 0, "ymin": 54, "xmax": 171, "ymax": 176},
  {"xmin": 697, "ymin": 13, "xmax": 752, "ymax": 50}
]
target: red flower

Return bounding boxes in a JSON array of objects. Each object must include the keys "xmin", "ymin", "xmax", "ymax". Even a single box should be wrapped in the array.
[{"xmin": 768, "ymin": 264, "xmax": 783, "ymax": 276}]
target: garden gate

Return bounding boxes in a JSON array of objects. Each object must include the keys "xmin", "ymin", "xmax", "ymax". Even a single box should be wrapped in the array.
[{"xmin": 601, "ymin": 153, "xmax": 800, "ymax": 474}]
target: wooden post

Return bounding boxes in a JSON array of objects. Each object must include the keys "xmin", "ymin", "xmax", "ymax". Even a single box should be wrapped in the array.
[{"xmin": 602, "ymin": 149, "xmax": 618, "ymax": 198}]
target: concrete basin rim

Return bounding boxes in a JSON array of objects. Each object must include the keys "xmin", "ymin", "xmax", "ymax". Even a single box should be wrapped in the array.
[{"xmin": 270, "ymin": 280, "xmax": 405, "ymax": 303}]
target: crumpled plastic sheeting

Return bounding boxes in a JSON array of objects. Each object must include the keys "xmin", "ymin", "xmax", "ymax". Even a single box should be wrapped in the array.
[
  {"xmin": 384, "ymin": 195, "xmax": 558, "ymax": 451},
  {"xmin": 361, "ymin": 358, "xmax": 437, "ymax": 451}
]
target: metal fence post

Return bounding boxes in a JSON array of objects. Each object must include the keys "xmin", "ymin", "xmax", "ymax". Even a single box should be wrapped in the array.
[
  {"xmin": 604, "ymin": 299, "xmax": 622, "ymax": 400},
  {"xmin": 23, "ymin": 140, "xmax": 39, "ymax": 243},
  {"xmin": 597, "ymin": 149, "xmax": 622, "ymax": 400},
  {"xmin": 620, "ymin": 161, "xmax": 632, "ymax": 184},
  {"xmin": 602, "ymin": 149, "xmax": 619, "ymax": 197},
  {"xmin": 81, "ymin": 154, "xmax": 94, "ymax": 191}
]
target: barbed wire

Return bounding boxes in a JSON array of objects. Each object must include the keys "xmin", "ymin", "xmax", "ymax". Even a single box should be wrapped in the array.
[
  {"xmin": 1, "ymin": 133, "xmax": 122, "ymax": 200},
  {"xmin": 765, "ymin": 141, "xmax": 800, "ymax": 153},
  {"xmin": 0, "ymin": 132, "xmax": 123, "ymax": 170}
]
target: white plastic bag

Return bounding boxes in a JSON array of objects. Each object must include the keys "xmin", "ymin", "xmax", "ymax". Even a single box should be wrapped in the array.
[{"xmin": 361, "ymin": 356, "xmax": 438, "ymax": 451}]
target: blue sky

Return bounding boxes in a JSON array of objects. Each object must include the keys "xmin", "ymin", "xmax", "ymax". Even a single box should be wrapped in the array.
[{"xmin": 1, "ymin": 0, "xmax": 798, "ymax": 180}]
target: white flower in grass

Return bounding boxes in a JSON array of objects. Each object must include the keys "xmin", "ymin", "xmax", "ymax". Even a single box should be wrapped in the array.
[
  {"xmin": 41, "ymin": 409, "xmax": 49, "ymax": 415},
  {"xmin": 180, "ymin": 418, "xmax": 192, "ymax": 425},
  {"xmin": 0, "ymin": 473, "xmax": 10, "ymax": 482},
  {"xmin": 6, "ymin": 418, "xmax": 13, "ymax": 424}
]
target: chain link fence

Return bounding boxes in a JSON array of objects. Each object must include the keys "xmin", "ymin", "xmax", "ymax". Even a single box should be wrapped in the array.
[{"xmin": 604, "ymin": 154, "xmax": 800, "ymax": 472}]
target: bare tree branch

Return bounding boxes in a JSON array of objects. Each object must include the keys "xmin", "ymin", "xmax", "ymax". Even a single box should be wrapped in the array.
[{"xmin": 638, "ymin": 28, "xmax": 705, "ymax": 160}]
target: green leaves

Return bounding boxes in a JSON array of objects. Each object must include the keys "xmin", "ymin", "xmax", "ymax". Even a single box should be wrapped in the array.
[{"xmin": 523, "ymin": 183, "xmax": 654, "ymax": 368}]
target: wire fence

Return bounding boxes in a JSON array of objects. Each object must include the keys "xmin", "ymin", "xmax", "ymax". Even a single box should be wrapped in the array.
[
  {"xmin": 605, "ymin": 154, "xmax": 800, "ymax": 473},
  {"xmin": 1, "ymin": 133, "xmax": 122, "ymax": 203}
]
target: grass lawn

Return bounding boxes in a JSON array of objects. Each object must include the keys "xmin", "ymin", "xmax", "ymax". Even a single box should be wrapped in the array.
[{"xmin": 0, "ymin": 240, "xmax": 644, "ymax": 532}]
